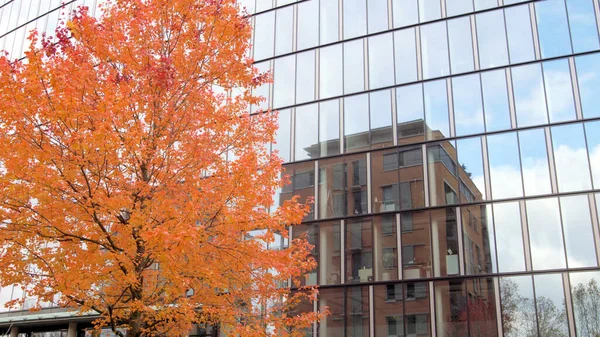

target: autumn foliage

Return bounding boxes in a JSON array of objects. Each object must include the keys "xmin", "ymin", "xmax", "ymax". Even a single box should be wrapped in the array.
[{"xmin": 0, "ymin": 0, "xmax": 320, "ymax": 336}]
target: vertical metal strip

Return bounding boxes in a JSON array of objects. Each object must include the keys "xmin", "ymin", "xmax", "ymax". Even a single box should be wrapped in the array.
[
  {"xmin": 430, "ymin": 281, "xmax": 437, "ymax": 337},
  {"xmin": 314, "ymin": 160, "xmax": 319, "ymax": 220},
  {"xmin": 341, "ymin": 219, "xmax": 346, "ymax": 284},
  {"xmin": 447, "ymin": 78, "xmax": 455, "ymax": 138},
  {"xmin": 313, "ymin": 299, "xmax": 318, "ymax": 337},
  {"xmin": 569, "ymin": 57, "xmax": 584, "ymax": 120},
  {"xmin": 396, "ymin": 213, "xmax": 403, "ymax": 280},
  {"xmin": 520, "ymin": 200, "xmax": 533, "ymax": 272},
  {"xmin": 367, "ymin": 152, "xmax": 372, "ymax": 214},
  {"xmin": 506, "ymin": 68, "xmax": 517, "ymax": 129},
  {"xmin": 364, "ymin": 38, "xmax": 370, "ymax": 90},
  {"xmin": 338, "ymin": 0, "xmax": 343, "ymax": 42},
  {"xmin": 470, "ymin": 15, "xmax": 480, "ymax": 71},
  {"xmin": 388, "ymin": 0, "xmax": 394, "ymax": 30},
  {"xmin": 456, "ymin": 206, "xmax": 465, "ymax": 276},
  {"xmin": 422, "ymin": 144, "xmax": 430, "ymax": 208},
  {"xmin": 291, "ymin": 107, "xmax": 296, "ymax": 162},
  {"xmin": 340, "ymin": 98, "xmax": 345, "ymax": 153},
  {"xmin": 315, "ymin": 48, "xmax": 320, "ymax": 100},
  {"xmin": 563, "ymin": 273, "xmax": 577, "ymax": 337},
  {"xmin": 369, "ymin": 285, "xmax": 375, "ymax": 337},
  {"xmin": 545, "ymin": 127, "xmax": 559, "ymax": 194},
  {"xmin": 292, "ymin": 3, "xmax": 298, "ymax": 53},
  {"xmin": 416, "ymin": 26, "xmax": 423, "ymax": 81},
  {"xmin": 588, "ymin": 193, "xmax": 600, "ymax": 265},
  {"xmin": 391, "ymin": 87, "xmax": 398, "ymax": 146},
  {"xmin": 481, "ymin": 136, "xmax": 492, "ymax": 200},
  {"xmin": 269, "ymin": 59, "xmax": 275, "ymax": 109},
  {"xmin": 494, "ymin": 278, "xmax": 504, "ymax": 337},
  {"xmin": 441, "ymin": 0, "xmax": 447, "ymax": 18},
  {"xmin": 529, "ymin": 3, "xmax": 541, "ymax": 60}
]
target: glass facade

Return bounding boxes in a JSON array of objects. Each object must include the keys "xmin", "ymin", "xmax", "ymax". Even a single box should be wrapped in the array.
[{"xmin": 3, "ymin": 0, "xmax": 600, "ymax": 336}]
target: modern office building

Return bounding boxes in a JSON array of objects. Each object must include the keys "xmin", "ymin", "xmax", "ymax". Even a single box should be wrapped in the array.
[{"xmin": 2, "ymin": 0, "xmax": 600, "ymax": 336}]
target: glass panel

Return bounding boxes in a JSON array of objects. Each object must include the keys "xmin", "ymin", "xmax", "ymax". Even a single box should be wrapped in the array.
[
  {"xmin": 369, "ymin": 33, "xmax": 395, "ymax": 89},
  {"xmin": 421, "ymin": 22, "xmax": 450, "ymax": 80},
  {"xmin": 500, "ymin": 276, "xmax": 537, "ymax": 337},
  {"xmin": 345, "ymin": 94, "xmax": 370, "ymax": 152},
  {"xmin": 320, "ymin": 99, "xmax": 341, "ymax": 157},
  {"xmin": 567, "ymin": 0, "xmax": 600, "ymax": 53},
  {"xmin": 343, "ymin": 0, "xmax": 367, "ymax": 39},
  {"xmin": 512, "ymin": 63, "xmax": 548, "ymax": 128},
  {"xmin": 273, "ymin": 55, "xmax": 296, "ymax": 108},
  {"xmin": 534, "ymin": 274, "xmax": 569, "ymax": 336},
  {"xmin": 344, "ymin": 40, "xmax": 365, "ymax": 95},
  {"xmin": 253, "ymin": 11, "xmax": 274, "ymax": 60},
  {"xmin": 446, "ymin": 0, "xmax": 474, "ymax": 16},
  {"xmin": 585, "ymin": 121, "xmax": 600, "ymax": 189},
  {"xmin": 569, "ymin": 271, "xmax": 600, "ymax": 337},
  {"xmin": 575, "ymin": 53, "xmax": 600, "ymax": 119},
  {"xmin": 453, "ymin": 74, "xmax": 484, "ymax": 136},
  {"xmin": 427, "ymin": 141, "xmax": 459, "ymax": 207},
  {"xmin": 419, "ymin": 0, "xmax": 441, "ymax": 22},
  {"xmin": 526, "ymin": 198, "xmax": 566, "ymax": 270},
  {"xmin": 505, "ymin": 5, "xmax": 535, "ymax": 64},
  {"xmin": 297, "ymin": 0, "xmax": 319, "ymax": 50},
  {"xmin": 370, "ymin": 90, "xmax": 393, "ymax": 149},
  {"xmin": 375, "ymin": 283, "xmax": 404, "ymax": 337},
  {"xmin": 475, "ymin": 0, "xmax": 496, "ymax": 10},
  {"xmin": 320, "ymin": 0, "xmax": 339, "ymax": 45},
  {"xmin": 487, "ymin": 132, "xmax": 523, "ymax": 199},
  {"xmin": 346, "ymin": 218, "xmax": 374, "ymax": 283},
  {"xmin": 319, "ymin": 154, "xmax": 368, "ymax": 218},
  {"xmin": 251, "ymin": 62, "xmax": 271, "ymax": 113},
  {"xmin": 536, "ymin": 0, "xmax": 572, "ymax": 58},
  {"xmin": 273, "ymin": 109, "xmax": 291, "ymax": 162},
  {"xmin": 394, "ymin": 28, "xmax": 418, "ymax": 84},
  {"xmin": 374, "ymin": 215, "xmax": 399, "ymax": 281},
  {"xmin": 456, "ymin": 137, "xmax": 486, "ymax": 202},
  {"xmin": 461, "ymin": 205, "xmax": 497, "ymax": 275},
  {"xmin": 467, "ymin": 278, "xmax": 499, "ymax": 337},
  {"xmin": 293, "ymin": 221, "xmax": 341, "ymax": 286},
  {"xmin": 543, "ymin": 59, "xmax": 576, "ymax": 123},
  {"xmin": 560, "ymin": 195, "xmax": 597, "ymax": 268},
  {"xmin": 281, "ymin": 162, "xmax": 316, "ymax": 221},
  {"xmin": 432, "ymin": 208, "xmax": 459, "ymax": 277},
  {"xmin": 393, "ymin": 0, "xmax": 419, "ymax": 28},
  {"xmin": 448, "ymin": 17, "xmax": 474, "ymax": 74},
  {"xmin": 518, "ymin": 129, "xmax": 552, "ymax": 196},
  {"xmin": 368, "ymin": 0, "xmax": 389, "ymax": 33},
  {"xmin": 396, "ymin": 84, "xmax": 426, "ymax": 144},
  {"xmin": 347, "ymin": 287, "xmax": 370, "ymax": 337},
  {"xmin": 424, "ymin": 80, "xmax": 450, "ymax": 140},
  {"xmin": 319, "ymin": 288, "xmax": 345, "ymax": 337},
  {"xmin": 481, "ymin": 70, "xmax": 511, "ymax": 132},
  {"xmin": 320, "ymin": 44, "xmax": 343, "ymax": 99},
  {"xmin": 256, "ymin": 0, "xmax": 273, "ymax": 11},
  {"xmin": 296, "ymin": 50, "xmax": 316, "ymax": 104},
  {"xmin": 476, "ymin": 10, "xmax": 509, "ymax": 70},
  {"xmin": 401, "ymin": 210, "xmax": 432, "ymax": 279},
  {"xmin": 295, "ymin": 104, "xmax": 319, "ymax": 160},
  {"xmin": 275, "ymin": 6, "xmax": 293, "ymax": 56},
  {"xmin": 552, "ymin": 123, "xmax": 593, "ymax": 192},
  {"xmin": 434, "ymin": 280, "xmax": 468, "ymax": 336},
  {"xmin": 494, "ymin": 202, "xmax": 525, "ymax": 272}
]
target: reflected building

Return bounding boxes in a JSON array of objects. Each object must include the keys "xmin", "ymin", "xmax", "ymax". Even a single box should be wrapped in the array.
[{"xmin": 4, "ymin": 0, "xmax": 600, "ymax": 336}]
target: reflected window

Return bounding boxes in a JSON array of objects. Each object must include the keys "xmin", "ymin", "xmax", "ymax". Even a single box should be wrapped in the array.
[
  {"xmin": 295, "ymin": 104, "xmax": 319, "ymax": 160},
  {"xmin": 575, "ymin": 53, "xmax": 600, "ymax": 119},
  {"xmin": 369, "ymin": 33, "xmax": 395, "ymax": 89},
  {"xmin": 487, "ymin": 132, "xmax": 523, "ymax": 199},
  {"xmin": 320, "ymin": 44, "xmax": 343, "ymax": 99},
  {"xmin": 374, "ymin": 215, "xmax": 399, "ymax": 281},
  {"xmin": 401, "ymin": 211, "xmax": 432, "ymax": 279},
  {"xmin": 427, "ymin": 141, "xmax": 458, "ymax": 206},
  {"xmin": 319, "ymin": 99, "xmax": 341, "ymax": 157},
  {"xmin": 368, "ymin": 0, "xmax": 389, "ymax": 33},
  {"xmin": 320, "ymin": 0, "xmax": 339, "ymax": 44},
  {"xmin": 375, "ymin": 282, "xmax": 431, "ymax": 337},
  {"xmin": 518, "ymin": 129, "xmax": 552, "ymax": 196},
  {"xmin": 560, "ymin": 195, "xmax": 598, "ymax": 268},
  {"xmin": 345, "ymin": 94, "xmax": 370, "ymax": 152},
  {"xmin": 536, "ymin": 0, "xmax": 572, "ymax": 58},
  {"xmin": 397, "ymin": 84, "xmax": 426, "ymax": 144},
  {"xmin": 275, "ymin": 6, "xmax": 293, "ymax": 56},
  {"xmin": 319, "ymin": 288, "xmax": 345, "ymax": 337},
  {"xmin": 543, "ymin": 59, "xmax": 576, "ymax": 123},
  {"xmin": 393, "ymin": 0, "xmax": 419, "ymax": 28},
  {"xmin": 453, "ymin": 74, "xmax": 484, "ymax": 136},
  {"xmin": 253, "ymin": 12, "xmax": 274, "ymax": 60},
  {"xmin": 296, "ymin": 50, "xmax": 316, "ymax": 104},
  {"xmin": 346, "ymin": 218, "xmax": 374, "ymax": 283},
  {"xmin": 481, "ymin": 70, "xmax": 511, "ymax": 132},
  {"xmin": 347, "ymin": 287, "xmax": 370, "ymax": 337},
  {"xmin": 494, "ymin": 202, "xmax": 525, "ymax": 272},
  {"xmin": 585, "ymin": 121, "xmax": 600, "ymax": 188},
  {"xmin": 434, "ymin": 280, "xmax": 468, "ymax": 336},
  {"xmin": 552, "ymin": 123, "xmax": 593, "ymax": 192},
  {"xmin": 293, "ymin": 221, "xmax": 341, "ymax": 286},
  {"xmin": 424, "ymin": 80, "xmax": 450, "ymax": 140},
  {"xmin": 273, "ymin": 109, "xmax": 291, "ymax": 162},
  {"xmin": 297, "ymin": 0, "xmax": 319, "ymax": 50},
  {"xmin": 394, "ymin": 28, "xmax": 418, "ymax": 84},
  {"xmin": 281, "ymin": 162, "xmax": 315, "ymax": 221},
  {"xmin": 319, "ymin": 155, "xmax": 367, "ymax": 218},
  {"xmin": 344, "ymin": 40, "xmax": 365, "ymax": 94},
  {"xmin": 476, "ymin": 10, "xmax": 509, "ymax": 69},
  {"xmin": 505, "ymin": 5, "xmax": 535, "ymax": 64},
  {"xmin": 421, "ymin": 22, "xmax": 450, "ymax": 80},
  {"xmin": 467, "ymin": 278, "xmax": 499, "ymax": 337},
  {"xmin": 457, "ymin": 137, "xmax": 486, "ymax": 202},
  {"xmin": 343, "ymin": 0, "xmax": 367, "ymax": 39},
  {"xmin": 526, "ymin": 198, "xmax": 566, "ymax": 270},
  {"xmin": 273, "ymin": 55, "xmax": 296, "ymax": 108},
  {"xmin": 448, "ymin": 17, "xmax": 474, "ymax": 74},
  {"xmin": 567, "ymin": 0, "xmax": 600, "ymax": 53},
  {"xmin": 462, "ymin": 205, "xmax": 497, "ymax": 274}
]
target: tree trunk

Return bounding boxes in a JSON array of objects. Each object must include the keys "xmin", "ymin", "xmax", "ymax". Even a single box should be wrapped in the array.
[{"xmin": 126, "ymin": 312, "xmax": 143, "ymax": 337}]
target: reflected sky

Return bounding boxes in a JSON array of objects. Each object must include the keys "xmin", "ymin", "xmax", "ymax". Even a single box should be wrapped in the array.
[
  {"xmin": 494, "ymin": 202, "xmax": 525, "ymax": 272},
  {"xmin": 481, "ymin": 70, "xmax": 511, "ymax": 132},
  {"xmin": 585, "ymin": 121, "xmax": 600, "ymax": 189},
  {"xmin": 505, "ymin": 5, "xmax": 535, "ymax": 64},
  {"xmin": 394, "ymin": 28, "xmax": 418, "ymax": 84},
  {"xmin": 448, "ymin": 17, "xmax": 474, "ymax": 74},
  {"xmin": 543, "ymin": 59, "xmax": 576, "ymax": 123},
  {"xmin": 343, "ymin": 0, "xmax": 366, "ymax": 39},
  {"xmin": 552, "ymin": 124, "xmax": 593, "ymax": 192},
  {"xmin": 424, "ymin": 80, "xmax": 449, "ymax": 139},
  {"xmin": 457, "ymin": 137, "xmax": 486, "ymax": 199},
  {"xmin": 369, "ymin": 33, "xmax": 395, "ymax": 89},
  {"xmin": 566, "ymin": 0, "xmax": 600, "ymax": 53},
  {"xmin": 526, "ymin": 198, "xmax": 566, "ymax": 270},
  {"xmin": 560, "ymin": 195, "xmax": 598, "ymax": 268},
  {"xmin": 275, "ymin": 6, "xmax": 293, "ymax": 56},
  {"xmin": 518, "ymin": 129, "xmax": 552, "ymax": 196},
  {"xmin": 453, "ymin": 74, "xmax": 484, "ymax": 136},
  {"xmin": 512, "ymin": 63, "xmax": 548, "ymax": 127},
  {"xmin": 487, "ymin": 132, "xmax": 524, "ymax": 199},
  {"xmin": 576, "ymin": 53, "xmax": 600, "ymax": 119},
  {"xmin": 296, "ymin": 50, "xmax": 316, "ymax": 104},
  {"xmin": 344, "ymin": 40, "xmax": 365, "ymax": 94},
  {"xmin": 476, "ymin": 10, "xmax": 508, "ymax": 69},
  {"xmin": 536, "ymin": 0, "xmax": 572, "ymax": 58}
]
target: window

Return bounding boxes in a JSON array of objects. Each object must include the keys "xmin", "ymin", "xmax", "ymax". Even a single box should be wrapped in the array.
[
  {"xmin": 399, "ymin": 148, "xmax": 422, "ymax": 167},
  {"xmin": 512, "ymin": 64, "xmax": 548, "ymax": 127},
  {"xmin": 386, "ymin": 284, "xmax": 403, "ymax": 301},
  {"xmin": 297, "ymin": 0, "xmax": 319, "ymax": 50},
  {"xmin": 353, "ymin": 190, "xmax": 367, "ymax": 214},
  {"xmin": 448, "ymin": 17, "xmax": 474, "ymax": 74},
  {"xmin": 403, "ymin": 245, "xmax": 415, "ymax": 265},
  {"xmin": 382, "ymin": 185, "xmax": 399, "ymax": 211},
  {"xmin": 344, "ymin": 40, "xmax": 365, "ymax": 94},
  {"xmin": 407, "ymin": 314, "xmax": 429, "ymax": 335},
  {"xmin": 401, "ymin": 213, "xmax": 413, "ymax": 232},
  {"xmin": 395, "ymin": 28, "xmax": 418, "ymax": 84},
  {"xmin": 536, "ymin": 0, "xmax": 572, "ymax": 58},
  {"xmin": 275, "ymin": 6, "xmax": 293, "ymax": 55},
  {"xmin": 343, "ymin": 0, "xmax": 366, "ymax": 39},
  {"xmin": 369, "ymin": 33, "xmax": 395, "ymax": 89},
  {"xmin": 368, "ymin": 0, "xmax": 389, "ymax": 33},
  {"xmin": 400, "ymin": 182, "xmax": 413, "ymax": 210},
  {"xmin": 406, "ymin": 282, "xmax": 427, "ymax": 300},
  {"xmin": 382, "ymin": 215, "xmax": 396, "ymax": 235},
  {"xmin": 253, "ymin": 12, "xmax": 274, "ymax": 60},
  {"xmin": 387, "ymin": 316, "xmax": 403, "ymax": 337},
  {"xmin": 505, "ymin": 5, "xmax": 535, "ymax": 64},
  {"xmin": 320, "ymin": 44, "xmax": 343, "ymax": 99},
  {"xmin": 420, "ymin": 22, "xmax": 450, "ymax": 79},
  {"xmin": 294, "ymin": 171, "xmax": 314, "ymax": 189},
  {"xmin": 393, "ymin": 0, "xmax": 418, "ymax": 28},
  {"xmin": 383, "ymin": 248, "xmax": 398, "ymax": 269},
  {"xmin": 384, "ymin": 153, "xmax": 399, "ymax": 171},
  {"xmin": 296, "ymin": 50, "xmax": 316, "ymax": 104},
  {"xmin": 476, "ymin": 10, "xmax": 508, "ymax": 69},
  {"xmin": 352, "ymin": 160, "xmax": 367, "ymax": 186},
  {"xmin": 444, "ymin": 182, "xmax": 457, "ymax": 205},
  {"xmin": 320, "ymin": 0, "xmax": 339, "ymax": 44}
]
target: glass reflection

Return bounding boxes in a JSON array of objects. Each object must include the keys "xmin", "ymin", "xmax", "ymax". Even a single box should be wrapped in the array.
[
  {"xmin": 320, "ymin": 0, "xmax": 339, "ymax": 44},
  {"xmin": 585, "ymin": 121, "xmax": 600, "ymax": 188},
  {"xmin": 295, "ymin": 104, "xmax": 319, "ymax": 160},
  {"xmin": 273, "ymin": 55, "xmax": 296, "ymax": 108},
  {"xmin": 448, "ymin": 17, "xmax": 474, "ymax": 74},
  {"xmin": 494, "ymin": 202, "xmax": 525, "ymax": 272},
  {"xmin": 421, "ymin": 22, "xmax": 450, "ymax": 80},
  {"xmin": 461, "ymin": 205, "xmax": 497, "ymax": 275},
  {"xmin": 487, "ymin": 133, "xmax": 524, "ymax": 199},
  {"xmin": 476, "ymin": 10, "xmax": 509, "ymax": 69},
  {"xmin": 319, "ymin": 99, "xmax": 340, "ymax": 157},
  {"xmin": 467, "ymin": 278, "xmax": 499, "ymax": 337},
  {"xmin": 346, "ymin": 218, "xmax": 374, "ymax": 283},
  {"xmin": 347, "ymin": 287, "xmax": 370, "ymax": 336},
  {"xmin": 427, "ymin": 140, "xmax": 459, "ymax": 207},
  {"xmin": 369, "ymin": 33, "xmax": 395, "ymax": 89},
  {"xmin": 505, "ymin": 5, "xmax": 535, "ymax": 64},
  {"xmin": 273, "ymin": 109, "xmax": 291, "ymax": 162},
  {"xmin": 396, "ymin": 84, "xmax": 426, "ymax": 144},
  {"xmin": 569, "ymin": 271, "xmax": 600, "ymax": 337},
  {"xmin": 344, "ymin": 40, "xmax": 365, "ymax": 94},
  {"xmin": 434, "ymin": 280, "xmax": 467, "ymax": 337},
  {"xmin": 575, "ymin": 53, "xmax": 600, "ymax": 119},
  {"xmin": 394, "ymin": 28, "xmax": 418, "ymax": 84},
  {"xmin": 424, "ymin": 80, "xmax": 450, "ymax": 140},
  {"xmin": 320, "ymin": 44, "xmax": 343, "ymax": 99},
  {"xmin": 293, "ymin": 221, "xmax": 341, "ymax": 286},
  {"xmin": 344, "ymin": 94, "xmax": 370, "ymax": 152},
  {"xmin": 393, "ymin": 0, "xmax": 419, "ymax": 27},
  {"xmin": 481, "ymin": 70, "xmax": 511, "ymax": 132},
  {"xmin": 343, "ymin": 0, "xmax": 366, "ymax": 39},
  {"xmin": 319, "ymin": 288, "xmax": 344, "ymax": 337},
  {"xmin": 253, "ymin": 12, "xmax": 274, "ymax": 60},
  {"xmin": 446, "ymin": 0, "xmax": 473, "ymax": 16},
  {"xmin": 373, "ymin": 215, "xmax": 399, "ymax": 281},
  {"xmin": 374, "ymin": 282, "xmax": 431, "ymax": 337},
  {"xmin": 526, "ymin": 198, "xmax": 566, "ymax": 270},
  {"xmin": 500, "ymin": 276, "xmax": 537, "ymax": 337},
  {"xmin": 453, "ymin": 74, "xmax": 484, "ymax": 136},
  {"xmin": 281, "ymin": 162, "xmax": 315, "ymax": 221},
  {"xmin": 296, "ymin": 50, "xmax": 316, "ymax": 104},
  {"xmin": 370, "ymin": 90, "xmax": 394, "ymax": 149},
  {"xmin": 251, "ymin": 62, "xmax": 271, "ymax": 113},
  {"xmin": 419, "ymin": 0, "xmax": 441, "ymax": 22},
  {"xmin": 297, "ymin": 0, "xmax": 319, "ymax": 50},
  {"xmin": 567, "ymin": 0, "xmax": 600, "ymax": 53},
  {"xmin": 536, "ymin": 0, "xmax": 572, "ymax": 58},
  {"xmin": 560, "ymin": 195, "xmax": 597, "ymax": 268},
  {"xmin": 552, "ymin": 123, "xmax": 593, "ymax": 192},
  {"xmin": 512, "ymin": 63, "xmax": 548, "ymax": 127},
  {"xmin": 401, "ymin": 210, "xmax": 432, "ymax": 279},
  {"xmin": 275, "ymin": 6, "xmax": 293, "ymax": 56},
  {"xmin": 534, "ymin": 274, "xmax": 569, "ymax": 337},
  {"xmin": 518, "ymin": 129, "xmax": 552, "ymax": 196},
  {"xmin": 543, "ymin": 59, "xmax": 576, "ymax": 123},
  {"xmin": 368, "ymin": 0, "xmax": 389, "ymax": 33},
  {"xmin": 318, "ymin": 154, "xmax": 367, "ymax": 218},
  {"xmin": 457, "ymin": 137, "xmax": 486, "ymax": 202}
]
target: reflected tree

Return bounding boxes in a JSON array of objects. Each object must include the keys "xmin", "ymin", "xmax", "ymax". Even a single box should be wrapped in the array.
[{"xmin": 572, "ymin": 279, "xmax": 600, "ymax": 337}]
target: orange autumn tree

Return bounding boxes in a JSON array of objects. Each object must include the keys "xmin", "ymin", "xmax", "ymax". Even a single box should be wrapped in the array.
[{"xmin": 0, "ymin": 0, "xmax": 321, "ymax": 336}]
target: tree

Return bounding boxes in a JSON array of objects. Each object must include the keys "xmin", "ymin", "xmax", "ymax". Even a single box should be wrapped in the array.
[
  {"xmin": 572, "ymin": 278, "xmax": 600, "ymax": 337},
  {"xmin": 0, "ymin": 0, "xmax": 321, "ymax": 336}
]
